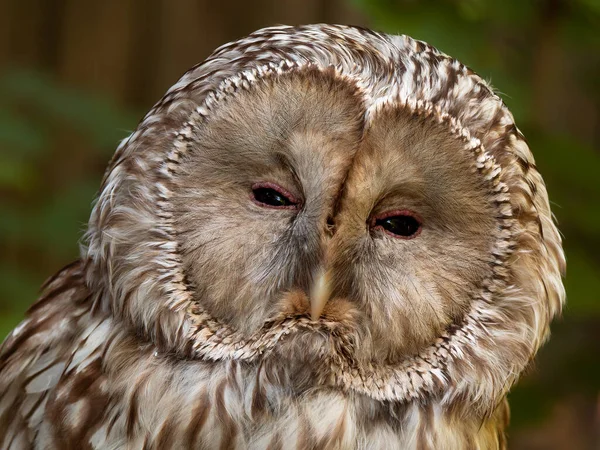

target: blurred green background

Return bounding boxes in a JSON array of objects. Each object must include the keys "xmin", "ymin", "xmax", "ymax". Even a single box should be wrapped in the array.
[{"xmin": 0, "ymin": 0, "xmax": 598, "ymax": 448}]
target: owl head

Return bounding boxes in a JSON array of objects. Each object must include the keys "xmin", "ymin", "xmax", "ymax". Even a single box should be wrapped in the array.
[{"xmin": 84, "ymin": 25, "xmax": 565, "ymax": 414}]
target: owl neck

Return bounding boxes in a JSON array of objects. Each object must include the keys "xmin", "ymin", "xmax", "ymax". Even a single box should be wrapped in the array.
[{"xmin": 98, "ymin": 315, "xmax": 509, "ymax": 448}]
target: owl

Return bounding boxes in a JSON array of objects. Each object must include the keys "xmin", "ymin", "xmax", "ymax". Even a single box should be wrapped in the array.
[{"xmin": 0, "ymin": 24, "xmax": 565, "ymax": 449}]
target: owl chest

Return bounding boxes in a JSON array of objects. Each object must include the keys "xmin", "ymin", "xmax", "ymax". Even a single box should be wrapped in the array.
[
  {"xmin": 90, "ymin": 376, "xmax": 401, "ymax": 449},
  {"xmin": 18, "ymin": 316, "xmax": 501, "ymax": 450},
  {"xmin": 65, "ymin": 360, "xmax": 495, "ymax": 450}
]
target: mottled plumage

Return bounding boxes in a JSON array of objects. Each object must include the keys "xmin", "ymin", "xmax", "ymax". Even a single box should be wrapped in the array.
[{"xmin": 0, "ymin": 24, "xmax": 564, "ymax": 449}]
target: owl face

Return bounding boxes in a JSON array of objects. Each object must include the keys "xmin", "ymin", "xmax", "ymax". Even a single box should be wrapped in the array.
[
  {"xmin": 170, "ymin": 67, "xmax": 498, "ymax": 363},
  {"xmin": 86, "ymin": 25, "xmax": 564, "ymax": 407},
  {"xmin": 173, "ymin": 69, "xmax": 364, "ymax": 336},
  {"xmin": 332, "ymin": 108, "xmax": 498, "ymax": 360}
]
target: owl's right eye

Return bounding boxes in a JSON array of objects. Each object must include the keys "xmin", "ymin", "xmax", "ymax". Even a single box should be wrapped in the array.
[{"xmin": 251, "ymin": 182, "xmax": 299, "ymax": 210}]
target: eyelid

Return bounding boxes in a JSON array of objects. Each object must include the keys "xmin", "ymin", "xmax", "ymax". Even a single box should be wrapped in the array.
[
  {"xmin": 370, "ymin": 209, "xmax": 423, "ymax": 239},
  {"xmin": 251, "ymin": 182, "xmax": 302, "ymax": 209},
  {"xmin": 369, "ymin": 209, "xmax": 422, "ymax": 227}
]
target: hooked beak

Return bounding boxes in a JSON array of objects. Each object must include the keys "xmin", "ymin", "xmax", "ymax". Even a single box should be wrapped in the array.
[{"xmin": 310, "ymin": 267, "xmax": 332, "ymax": 321}]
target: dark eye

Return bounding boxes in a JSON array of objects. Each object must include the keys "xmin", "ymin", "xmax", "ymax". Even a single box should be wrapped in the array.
[
  {"xmin": 251, "ymin": 183, "xmax": 299, "ymax": 209},
  {"xmin": 373, "ymin": 211, "xmax": 422, "ymax": 239}
]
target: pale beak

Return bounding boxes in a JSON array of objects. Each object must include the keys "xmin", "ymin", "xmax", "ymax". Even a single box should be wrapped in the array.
[{"xmin": 310, "ymin": 267, "xmax": 332, "ymax": 321}]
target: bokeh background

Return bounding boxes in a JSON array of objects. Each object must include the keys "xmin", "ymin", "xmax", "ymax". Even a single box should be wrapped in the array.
[{"xmin": 0, "ymin": 0, "xmax": 598, "ymax": 448}]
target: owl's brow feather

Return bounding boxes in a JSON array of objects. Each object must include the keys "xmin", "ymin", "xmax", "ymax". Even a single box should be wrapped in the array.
[
  {"xmin": 377, "ymin": 180, "xmax": 429, "ymax": 202},
  {"xmin": 271, "ymin": 152, "xmax": 304, "ymax": 200}
]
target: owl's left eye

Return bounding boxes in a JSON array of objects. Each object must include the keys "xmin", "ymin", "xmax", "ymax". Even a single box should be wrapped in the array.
[
  {"xmin": 251, "ymin": 182, "xmax": 299, "ymax": 209},
  {"xmin": 372, "ymin": 210, "xmax": 422, "ymax": 239}
]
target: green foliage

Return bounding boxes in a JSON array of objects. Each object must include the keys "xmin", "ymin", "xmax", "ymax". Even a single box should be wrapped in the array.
[{"xmin": 0, "ymin": 68, "xmax": 139, "ymax": 338}]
